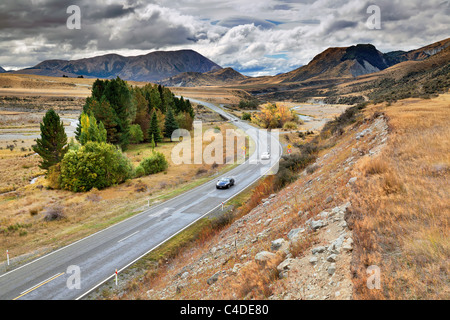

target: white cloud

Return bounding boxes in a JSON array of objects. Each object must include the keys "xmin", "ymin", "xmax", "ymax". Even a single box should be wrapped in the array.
[{"xmin": 0, "ymin": 0, "xmax": 448, "ymax": 75}]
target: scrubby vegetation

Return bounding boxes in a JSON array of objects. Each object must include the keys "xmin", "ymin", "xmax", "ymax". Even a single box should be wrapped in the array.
[
  {"xmin": 135, "ymin": 152, "xmax": 169, "ymax": 177},
  {"xmin": 366, "ymin": 62, "xmax": 450, "ymax": 103},
  {"xmin": 59, "ymin": 142, "xmax": 134, "ymax": 192},
  {"xmin": 251, "ymin": 103, "xmax": 299, "ymax": 129},
  {"xmin": 238, "ymin": 98, "xmax": 260, "ymax": 109}
]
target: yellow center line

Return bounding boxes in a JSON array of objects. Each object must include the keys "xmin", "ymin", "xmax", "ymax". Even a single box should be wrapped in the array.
[{"xmin": 13, "ymin": 272, "xmax": 65, "ymax": 300}]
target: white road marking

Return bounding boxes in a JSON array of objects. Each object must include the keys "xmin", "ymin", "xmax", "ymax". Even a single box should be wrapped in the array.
[
  {"xmin": 117, "ymin": 231, "xmax": 140, "ymax": 243},
  {"xmin": 148, "ymin": 207, "xmax": 171, "ymax": 218}
]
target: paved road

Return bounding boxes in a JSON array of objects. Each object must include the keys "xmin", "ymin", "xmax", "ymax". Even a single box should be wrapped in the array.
[{"xmin": 0, "ymin": 99, "xmax": 282, "ymax": 300}]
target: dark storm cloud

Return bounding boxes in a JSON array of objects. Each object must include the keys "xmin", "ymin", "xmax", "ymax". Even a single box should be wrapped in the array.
[
  {"xmin": 217, "ymin": 16, "xmax": 276, "ymax": 29},
  {"xmin": 0, "ymin": 0, "xmax": 447, "ymax": 75},
  {"xmin": 322, "ymin": 20, "xmax": 359, "ymax": 34}
]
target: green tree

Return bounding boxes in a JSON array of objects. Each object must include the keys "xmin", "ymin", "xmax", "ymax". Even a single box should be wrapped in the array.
[
  {"xmin": 79, "ymin": 112, "xmax": 107, "ymax": 145},
  {"xmin": 138, "ymin": 152, "xmax": 168, "ymax": 175},
  {"xmin": 33, "ymin": 109, "xmax": 68, "ymax": 171},
  {"xmin": 59, "ymin": 141, "xmax": 133, "ymax": 192},
  {"xmin": 164, "ymin": 107, "xmax": 179, "ymax": 141},
  {"xmin": 129, "ymin": 124, "xmax": 144, "ymax": 144},
  {"xmin": 148, "ymin": 111, "xmax": 162, "ymax": 147},
  {"xmin": 102, "ymin": 77, "xmax": 133, "ymax": 150}
]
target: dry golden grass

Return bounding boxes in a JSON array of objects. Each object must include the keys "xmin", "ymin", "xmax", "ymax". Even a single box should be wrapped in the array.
[
  {"xmin": 350, "ymin": 94, "xmax": 450, "ymax": 300},
  {"xmin": 0, "ymin": 121, "xmax": 243, "ymax": 264}
]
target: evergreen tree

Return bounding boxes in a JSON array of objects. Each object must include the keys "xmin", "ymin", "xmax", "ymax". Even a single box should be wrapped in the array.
[
  {"xmin": 132, "ymin": 87, "xmax": 151, "ymax": 141},
  {"xmin": 33, "ymin": 109, "xmax": 68, "ymax": 171},
  {"xmin": 164, "ymin": 107, "xmax": 179, "ymax": 142},
  {"xmin": 148, "ymin": 111, "xmax": 162, "ymax": 147},
  {"xmin": 103, "ymin": 77, "xmax": 132, "ymax": 150}
]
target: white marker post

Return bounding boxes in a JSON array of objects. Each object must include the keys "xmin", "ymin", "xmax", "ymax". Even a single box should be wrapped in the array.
[
  {"xmin": 115, "ymin": 269, "xmax": 118, "ymax": 286},
  {"xmin": 221, "ymin": 202, "xmax": 224, "ymax": 211},
  {"xmin": 6, "ymin": 250, "xmax": 9, "ymax": 266}
]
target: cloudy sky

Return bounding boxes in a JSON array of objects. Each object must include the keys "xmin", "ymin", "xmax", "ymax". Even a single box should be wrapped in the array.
[{"xmin": 0, "ymin": 0, "xmax": 448, "ymax": 76}]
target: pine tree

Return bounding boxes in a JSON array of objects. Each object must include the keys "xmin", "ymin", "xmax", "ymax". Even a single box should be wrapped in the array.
[
  {"xmin": 164, "ymin": 107, "xmax": 179, "ymax": 142},
  {"xmin": 148, "ymin": 111, "xmax": 162, "ymax": 147},
  {"xmin": 33, "ymin": 109, "xmax": 68, "ymax": 171}
]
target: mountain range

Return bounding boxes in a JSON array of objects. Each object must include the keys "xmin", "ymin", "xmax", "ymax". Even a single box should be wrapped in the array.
[
  {"xmin": 9, "ymin": 49, "xmax": 221, "ymax": 83},
  {"xmin": 160, "ymin": 37, "xmax": 450, "ymax": 87},
  {"xmin": 5, "ymin": 37, "xmax": 449, "ymax": 88},
  {"xmin": 0, "ymin": 66, "xmax": 5, "ymax": 73}
]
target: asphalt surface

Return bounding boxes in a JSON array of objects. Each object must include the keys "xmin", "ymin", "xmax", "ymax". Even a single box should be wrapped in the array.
[{"xmin": 0, "ymin": 99, "xmax": 282, "ymax": 300}]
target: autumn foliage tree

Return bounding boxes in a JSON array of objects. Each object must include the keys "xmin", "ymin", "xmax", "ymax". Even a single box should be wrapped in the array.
[{"xmin": 251, "ymin": 103, "xmax": 297, "ymax": 129}]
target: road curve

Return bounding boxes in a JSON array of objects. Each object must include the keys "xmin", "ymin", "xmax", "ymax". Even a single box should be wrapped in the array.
[{"xmin": 0, "ymin": 99, "xmax": 282, "ymax": 300}]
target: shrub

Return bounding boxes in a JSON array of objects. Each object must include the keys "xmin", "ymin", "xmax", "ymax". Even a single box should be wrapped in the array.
[
  {"xmin": 283, "ymin": 121, "xmax": 298, "ymax": 130},
  {"xmin": 129, "ymin": 124, "xmax": 144, "ymax": 144},
  {"xmin": 47, "ymin": 164, "xmax": 61, "ymax": 189},
  {"xmin": 44, "ymin": 205, "xmax": 65, "ymax": 221},
  {"xmin": 134, "ymin": 165, "xmax": 145, "ymax": 178},
  {"xmin": 59, "ymin": 141, "xmax": 133, "ymax": 192},
  {"xmin": 241, "ymin": 112, "xmax": 252, "ymax": 121},
  {"xmin": 139, "ymin": 152, "xmax": 168, "ymax": 175}
]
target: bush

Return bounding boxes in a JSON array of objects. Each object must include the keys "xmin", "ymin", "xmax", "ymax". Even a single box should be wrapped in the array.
[
  {"xmin": 238, "ymin": 99, "xmax": 259, "ymax": 109},
  {"xmin": 139, "ymin": 152, "xmax": 168, "ymax": 175},
  {"xmin": 283, "ymin": 121, "xmax": 298, "ymax": 130},
  {"xmin": 134, "ymin": 165, "xmax": 145, "ymax": 178},
  {"xmin": 59, "ymin": 141, "xmax": 133, "ymax": 192},
  {"xmin": 47, "ymin": 164, "xmax": 61, "ymax": 189},
  {"xmin": 241, "ymin": 112, "xmax": 252, "ymax": 121},
  {"xmin": 129, "ymin": 124, "xmax": 144, "ymax": 144},
  {"xmin": 44, "ymin": 205, "xmax": 65, "ymax": 221}
]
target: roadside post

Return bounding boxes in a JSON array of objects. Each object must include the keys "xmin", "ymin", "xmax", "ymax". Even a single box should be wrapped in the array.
[{"xmin": 6, "ymin": 250, "xmax": 10, "ymax": 266}]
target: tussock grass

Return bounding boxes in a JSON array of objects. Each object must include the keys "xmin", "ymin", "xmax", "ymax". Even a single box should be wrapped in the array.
[{"xmin": 350, "ymin": 94, "xmax": 450, "ymax": 300}]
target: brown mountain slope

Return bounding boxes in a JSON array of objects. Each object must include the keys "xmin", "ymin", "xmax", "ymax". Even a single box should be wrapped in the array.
[
  {"xmin": 239, "ymin": 37, "xmax": 450, "ymax": 89},
  {"xmin": 160, "ymin": 67, "xmax": 248, "ymax": 87}
]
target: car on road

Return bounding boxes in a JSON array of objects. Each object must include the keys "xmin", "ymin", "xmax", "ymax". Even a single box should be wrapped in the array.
[
  {"xmin": 260, "ymin": 152, "xmax": 271, "ymax": 160},
  {"xmin": 216, "ymin": 177, "xmax": 235, "ymax": 189}
]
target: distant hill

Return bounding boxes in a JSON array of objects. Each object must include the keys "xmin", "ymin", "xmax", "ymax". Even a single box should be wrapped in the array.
[
  {"xmin": 11, "ymin": 50, "xmax": 222, "ymax": 83},
  {"xmin": 160, "ymin": 67, "xmax": 248, "ymax": 87},
  {"xmin": 0, "ymin": 66, "xmax": 5, "ymax": 73},
  {"xmin": 236, "ymin": 38, "xmax": 450, "ymax": 93},
  {"xmin": 384, "ymin": 38, "xmax": 450, "ymax": 65}
]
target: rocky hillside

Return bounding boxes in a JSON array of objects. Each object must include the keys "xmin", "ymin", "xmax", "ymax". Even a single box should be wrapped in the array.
[
  {"xmin": 275, "ymin": 38, "xmax": 449, "ymax": 84},
  {"xmin": 11, "ymin": 50, "xmax": 222, "ymax": 83},
  {"xmin": 161, "ymin": 67, "xmax": 248, "ymax": 87},
  {"xmin": 98, "ymin": 100, "xmax": 392, "ymax": 300}
]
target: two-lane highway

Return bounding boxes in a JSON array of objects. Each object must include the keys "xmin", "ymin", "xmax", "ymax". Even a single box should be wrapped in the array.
[{"xmin": 0, "ymin": 99, "xmax": 282, "ymax": 300}]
